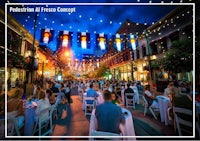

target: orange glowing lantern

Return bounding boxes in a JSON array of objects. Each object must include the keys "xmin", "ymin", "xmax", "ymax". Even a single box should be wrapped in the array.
[
  {"xmin": 81, "ymin": 36, "xmax": 87, "ymax": 49},
  {"xmin": 62, "ymin": 35, "xmax": 69, "ymax": 47}
]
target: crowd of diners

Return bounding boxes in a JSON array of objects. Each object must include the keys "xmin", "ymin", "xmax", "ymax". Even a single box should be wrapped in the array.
[{"xmin": 0, "ymin": 77, "xmax": 194, "ymax": 137}]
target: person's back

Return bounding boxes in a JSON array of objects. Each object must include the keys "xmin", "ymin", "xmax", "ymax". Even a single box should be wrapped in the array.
[
  {"xmin": 51, "ymin": 83, "xmax": 60, "ymax": 93},
  {"xmin": 96, "ymin": 102, "xmax": 123, "ymax": 133},
  {"xmin": 95, "ymin": 90, "xmax": 124, "ymax": 134},
  {"xmin": 36, "ymin": 91, "xmax": 51, "ymax": 121},
  {"xmin": 86, "ymin": 83, "xmax": 98, "ymax": 104},
  {"xmin": 124, "ymin": 83, "xmax": 134, "ymax": 99}
]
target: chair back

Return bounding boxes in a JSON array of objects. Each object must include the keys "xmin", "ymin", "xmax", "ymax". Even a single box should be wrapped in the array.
[
  {"xmin": 125, "ymin": 93, "xmax": 135, "ymax": 109},
  {"xmin": 84, "ymin": 97, "xmax": 96, "ymax": 105},
  {"xmin": 173, "ymin": 106, "xmax": 193, "ymax": 136},
  {"xmin": 125, "ymin": 93, "xmax": 134, "ymax": 98},
  {"xmin": 33, "ymin": 106, "xmax": 52, "ymax": 136},
  {"xmin": 141, "ymin": 95, "xmax": 148, "ymax": 107},
  {"xmin": 38, "ymin": 107, "xmax": 51, "ymax": 123},
  {"xmin": 84, "ymin": 97, "xmax": 96, "ymax": 116},
  {"xmin": 142, "ymin": 95, "xmax": 159, "ymax": 119}
]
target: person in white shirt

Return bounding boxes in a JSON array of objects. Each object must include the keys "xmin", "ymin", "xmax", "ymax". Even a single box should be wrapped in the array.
[
  {"xmin": 131, "ymin": 83, "xmax": 140, "ymax": 104},
  {"xmin": 144, "ymin": 85, "xmax": 158, "ymax": 108},
  {"xmin": 36, "ymin": 90, "xmax": 51, "ymax": 121}
]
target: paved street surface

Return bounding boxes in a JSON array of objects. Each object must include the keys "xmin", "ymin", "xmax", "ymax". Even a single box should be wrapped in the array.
[{"xmin": 52, "ymin": 96, "xmax": 90, "ymax": 137}]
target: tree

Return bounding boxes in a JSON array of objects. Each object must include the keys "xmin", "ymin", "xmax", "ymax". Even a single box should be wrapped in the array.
[
  {"xmin": 196, "ymin": 35, "xmax": 200, "ymax": 88},
  {"xmin": 95, "ymin": 63, "xmax": 110, "ymax": 78},
  {"xmin": 158, "ymin": 37, "xmax": 193, "ymax": 73}
]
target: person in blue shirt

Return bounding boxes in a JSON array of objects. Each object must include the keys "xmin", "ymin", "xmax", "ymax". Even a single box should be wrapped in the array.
[
  {"xmin": 86, "ymin": 83, "xmax": 98, "ymax": 104},
  {"xmin": 95, "ymin": 90, "xmax": 125, "ymax": 134}
]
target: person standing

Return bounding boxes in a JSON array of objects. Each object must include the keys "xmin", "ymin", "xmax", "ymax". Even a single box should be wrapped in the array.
[
  {"xmin": 65, "ymin": 84, "xmax": 71, "ymax": 104},
  {"xmin": 15, "ymin": 78, "xmax": 19, "ymax": 88},
  {"xmin": 7, "ymin": 77, "xmax": 11, "ymax": 91}
]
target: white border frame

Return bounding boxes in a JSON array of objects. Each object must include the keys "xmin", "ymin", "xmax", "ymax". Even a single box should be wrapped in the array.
[{"xmin": 5, "ymin": 2, "xmax": 195, "ymax": 139}]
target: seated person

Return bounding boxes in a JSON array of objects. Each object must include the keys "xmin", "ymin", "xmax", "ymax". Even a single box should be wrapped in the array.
[
  {"xmin": 46, "ymin": 89, "xmax": 56, "ymax": 105},
  {"xmin": 124, "ymin": 83, "xmax": 134, "ymax": 105},
  {"xmin": 111, "ymin": 92, "xmax": 121, "ymax": 105},
  {"xmin": 115, "ymin": 83, "xmax": 122, "ymax": 98},
  {"xmin": 36, "ymin": 90, "xmax": 51, "ymax": 121},
  {"xmin": 50, "ymin": 83, "xmax": 60, "ymax": 93},
  {"xmin": 124, "ymin": 83, "xmax": 134, "ymax": 98},
  {"xmin": 168, "ymin": 87, "xmax": 192, "ymax": 120},
  {"xmin": 57, "ymin": 91, "xmax": 66, "ymax": 104},
  {"xmin": 86, "ymin": 83, "xmax": 98, "ymax": 104},
  {"xmin": 95, "ymin": 90, "xmax": 125, "ymax": 134},
  {"xmin": 144, "ymin": 85, "xmax": 158, "ymax": 108}
]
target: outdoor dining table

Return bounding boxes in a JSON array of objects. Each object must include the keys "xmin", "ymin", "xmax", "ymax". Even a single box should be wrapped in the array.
[
  {"xmin": 89, "ymin": 108, "xmax": 136, "ymax": 140},
  {"xmin": 156, "ymin": 95, "xmax": 170, "ymax": 125}
]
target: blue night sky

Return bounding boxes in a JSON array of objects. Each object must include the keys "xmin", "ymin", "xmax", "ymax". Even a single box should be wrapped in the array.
[{"xmin": 2, "ymin": 0, "xmax": 187, "ymax": 59}]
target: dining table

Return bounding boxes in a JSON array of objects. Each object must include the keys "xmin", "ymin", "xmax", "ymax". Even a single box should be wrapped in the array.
[
  {"xmin": 156, "ymin": 95, "xmax": 171, "ymax": 125},
  {"xmin": 89, "ymin": 107, "xmax": 136, "ymax": 140}
]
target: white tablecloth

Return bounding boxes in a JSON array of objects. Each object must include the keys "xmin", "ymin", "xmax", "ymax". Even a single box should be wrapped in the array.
[
  {"xmin": 156, "ymin": 95, "xmax": 170, "ymax": 125},
  {"xmin": 121, "ymin": 89, "xmax": 125, "ymax": 105},
  {"xmin": 24, "ymin": 107, "xmax": 36, "ymax": 135},
  {"xmin": 89, "ymin": 108, "xmax": 136, "ymax": 140},
  {"xmin": 24, "ymin": 100, "xmax": 37, "ymax": 135}
]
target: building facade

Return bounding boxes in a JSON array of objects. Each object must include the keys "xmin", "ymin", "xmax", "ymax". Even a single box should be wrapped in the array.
[{"xmin": 100, "ymin": 5, "xmax": 195, "ymax": 87}]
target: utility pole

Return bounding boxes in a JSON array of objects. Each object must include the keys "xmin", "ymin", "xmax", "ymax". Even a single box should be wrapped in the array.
[{"xmin": 31, "ymin": 12, "xmax": 38, "ymax": 83}]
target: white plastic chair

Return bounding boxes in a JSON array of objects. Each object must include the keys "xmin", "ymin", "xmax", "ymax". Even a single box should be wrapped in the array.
[
  {"xmin": 0, "ymin": 116, "xmax": 24, "ymax": 137},
  {"xmin": 91, "ymin": 129, "xmax": 122, "ymax": 140},
  {"xmin": 141, "ymin": 95, "xmax": 159, "ymax": 120},
  {"xmin": 173, "ymin": 107, "xmax": 193, "ymax": 136},
  {"xmin": 51, "ymin": 100, "xmax": 59, "ymax": 120},
  {"xmin": 5, "ymin": 110, "xmax": 24, "ymax": 136},
  {"xmin": 84, "ymin": 97, "xmax": 96, "ymax": 116},
  {"xmin": 125, "ymin": 93, "xmax": 135, "ymax": 109},
  {"xmin": 33, "ymin": 106, "xmax": 52, "ymax": 136}
]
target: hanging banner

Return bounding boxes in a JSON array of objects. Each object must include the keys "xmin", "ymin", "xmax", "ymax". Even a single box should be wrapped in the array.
[
  {"xmin": 128, "ymin": 34, "xmax": 138, "ymax": 50},
  {"xmin": 113, "ymin": 34, "xmax": 124, "ymax": 52},
  {"xmin": 57, "ymin": 30, "xmax": 73, "ymax": 49},
  {"xmin": 77, "ymin": 32, "xmax": 90, "ymax": 49},
  {"xmin": 39, "ymin": 28, "xmax": 54, "ymax": 45},
  {"xmin": 96, "ymin": 33, "xmax": 107, "ymax": 50}
]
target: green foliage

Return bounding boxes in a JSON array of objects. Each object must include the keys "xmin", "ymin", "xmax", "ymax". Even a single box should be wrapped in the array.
[
  {"xmin": 196, "ymin": 35, "xmax": 200, "ymax": 70},
  {"xmin": 95, "ymin": 63, "xmax": 110, "ymax": 78},
  {"xmin": 158, "ymin": 37, "xmax": 193, "ymax": 73}
]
